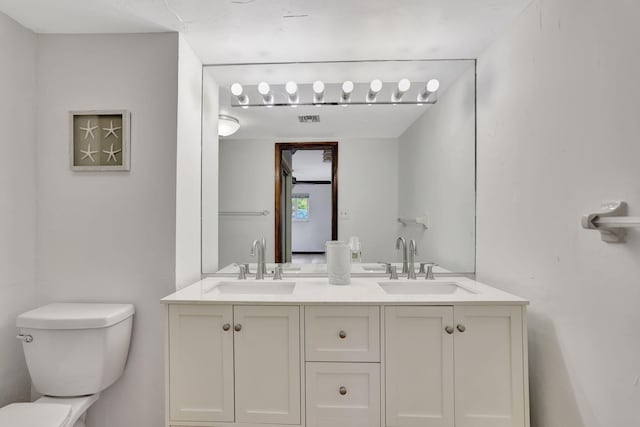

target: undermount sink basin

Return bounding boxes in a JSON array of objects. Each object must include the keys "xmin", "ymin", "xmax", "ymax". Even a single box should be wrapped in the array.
[
  {"xmin": 212, "ymin": 282, "xmax": 296, "ymax": 295},
  {"xmin": 378, "ymin": 281, "xmax": 474, "ymax": 295}
]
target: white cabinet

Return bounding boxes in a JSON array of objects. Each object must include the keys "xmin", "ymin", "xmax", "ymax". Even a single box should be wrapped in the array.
[
  {"xmin": 168, "ymin": 304, "xmax": 234, "ymax": 422},
  {"xmin": 306, "ymin": 363, "xmax": 380, "ymax": 427},
  {"xmin": 167, "ymin": 303, "xmax": 527, "ymax": 427},
  {"xmin": 234, "ymin": 305, "xmax": 301, "ymax": 425},
  {"xmin": 454, "ymin": 306, "xmax": 524, "ymax": 427},
  {"xmin": 384, "ymin": 305, "xmax": 526, "ymax": 427},
  {"xmin": 168, "ymin": 304, "xmax": 300, "ymax": 425},
  {"xmin": 385, "ymin": 306, "xmax": 454, "ymax": 427}
]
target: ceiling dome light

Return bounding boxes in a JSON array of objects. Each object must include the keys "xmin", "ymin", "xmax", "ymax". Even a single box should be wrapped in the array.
[
  {"xmin": 258, "ymin": 81, "xmax": 273, "ymax": 104},
  {"xmin": 392, "ymin": 78, "xmax": 411, "ymax": 102},
  {"xmin": 218, "ymin": 114, "xmax": 240, "ymax": 137},
  {"xmin": 418, "ymin": 79, "xmax": 440, "ymax": 102},
  {"xmin": 341, "ymin": 81, "xmax": 354, "ymax": 103},
  {"xmin": 313, "ymin": 80, "xmax": 325, "ymax": 104},
  {"xmin": 231, "ymin": 82, "xmax": 248, "ymax": 105},
  {"xmin": 367, "ymin": 79, "xmax": 383, "ymax": 102}
]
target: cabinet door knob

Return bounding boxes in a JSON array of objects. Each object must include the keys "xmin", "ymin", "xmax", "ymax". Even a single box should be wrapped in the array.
[
  {"xmin": 445, "ymin": 326, "xmax": 454, "ymax": 334},
  {"xmin": 222, "ymin": 323, "xmax": 231, "ymax": 331},
  {"xmin": 457, "ymin": 324, "xmax": 466, "ymax": 333},
  {"xmin": 234, "ymin": 324, "xmax": 242, "ymax": 332},
  {"xmin": 339, "ymin": 386, "xmax": 347, "ymax": 395},
  {"xmin": 338, "ymin": 330, "xmax": 347, "ymax": 339}
]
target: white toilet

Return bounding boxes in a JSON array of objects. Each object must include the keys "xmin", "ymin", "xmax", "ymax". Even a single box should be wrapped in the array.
[{"xmin": 0, "ymin": 303, "xmax": 135, "ymax": 427}]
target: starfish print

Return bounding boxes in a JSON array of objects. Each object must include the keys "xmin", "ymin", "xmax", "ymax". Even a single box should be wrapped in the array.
[
  {"xmin": 80, "ymin": 143, "xmax": 98, "ymax": 162},
  {"xmin": 102, "ymin": 144, "xmax": 122, "ymax": 163},
  {"xmin": 79, "ymin": 120, "xmax": 98, "ymax": 140},
  {"xmin": 102, "ymin": 121, "xmax": 121, "ymax": 139}
]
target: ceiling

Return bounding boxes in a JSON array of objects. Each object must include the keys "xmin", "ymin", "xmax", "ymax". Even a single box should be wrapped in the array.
[
  {"xmin": 291, "ymin": 150, "xmax": 332, "ymax": 181},
  {"xmin": 211, "ymin": 59, "xmax": 474, "ymax": 139},
  {"xmin": 0, "ymin": 0, "xmax": 534, "ymax": 63}
]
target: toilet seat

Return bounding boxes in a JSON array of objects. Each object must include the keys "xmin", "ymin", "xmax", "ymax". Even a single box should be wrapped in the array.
[
  {"xmin": 0, "ymin": 402, "xmax": 71, "ymax": 427},
  {"xmin": 37, "ymin": 395, "xmax": 99, "ymax": 427}
]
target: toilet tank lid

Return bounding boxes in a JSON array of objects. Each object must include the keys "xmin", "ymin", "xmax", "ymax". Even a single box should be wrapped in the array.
[
  {"xmin": 0, "ymin": 403, "xmax": 71, "ymax": 427},
  {"xmin": 16, "ymin": 303, "xmax": 135, "ymax": 330}
]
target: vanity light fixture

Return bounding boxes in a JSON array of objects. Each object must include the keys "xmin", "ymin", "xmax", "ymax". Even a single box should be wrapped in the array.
[
  {"xmin": 418, "ymin": 79, "xmax": 440, "ymax": 103},
  {"xmin": 218, "ymin": 114, "xmax": 240, "ymax": 137},
  {"xmin": 367, "ymin": 79, "xmax": 383, "ymax": 103},
  {"xmin": 313, "ymin": 80, "xmax": 325, "ymax": 104},
  {"xmin": 392, "ymin": 78, "xmax": 411, "ymax": 102},
  {"xmin": 258, "ymin": 81, "xmax": 273, "ymax": 105},
  {"xmin": 285, "ymin": 81, "xmax": 299, "ymax": 105},
  {"xmin": 231, "ymin": 83, "xmax": 249, "ymax": 106},
  {"xmin": 341, "ymin": 80, "xmax": 354, "ymax": 105}
]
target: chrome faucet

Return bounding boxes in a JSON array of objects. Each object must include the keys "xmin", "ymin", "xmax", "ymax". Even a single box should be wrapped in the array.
[
  {"xmin": 251, "ymin": 239, "xmax": 265, "ymax": 280},
  {"xmin": 407, "ymin": 240, "xmax": 417, "ymax": 280},
  {"xmin": 424, "ymin": 263, "xmax": 438, "ymax": 280},
  {"xmin": 395, "ymin": 237, "xmax": 409, "ymax": 274},
  {"xmin": 261, "ymin": 237, "xmax": 267, "ymax": 276}
]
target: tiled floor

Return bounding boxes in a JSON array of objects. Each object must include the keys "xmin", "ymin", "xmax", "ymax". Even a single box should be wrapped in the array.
[{"xmin": 291, "ymin": 253, "xmax": 327, "ymax": 264}]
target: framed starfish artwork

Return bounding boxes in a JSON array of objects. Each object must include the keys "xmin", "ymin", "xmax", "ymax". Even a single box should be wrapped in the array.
[{"xmin": 70, "ymin": 110, "xmax": 130, "ymax": 171}]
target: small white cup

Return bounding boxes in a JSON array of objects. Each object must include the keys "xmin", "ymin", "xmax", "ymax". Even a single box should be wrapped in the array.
[{"xmin": 325, "ymin": 241, "xmax": 351, "ymax": 285}]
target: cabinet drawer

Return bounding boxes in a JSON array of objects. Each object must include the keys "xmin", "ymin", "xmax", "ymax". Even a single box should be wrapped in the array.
[
  {"xmin": 305, "ymin": 306, "xmax": 380, "ymax": 362},
  {"xmin": 306, "ymin": 362, "xmax": 380, "ymax": 427}
]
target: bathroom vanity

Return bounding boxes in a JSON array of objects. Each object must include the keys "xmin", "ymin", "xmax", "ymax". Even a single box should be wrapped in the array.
[{"xmin": 163, "ymin": 278, "xmax": 529, "ymax": 427}]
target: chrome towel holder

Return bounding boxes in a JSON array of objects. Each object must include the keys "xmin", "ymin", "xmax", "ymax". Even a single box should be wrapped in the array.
[{"xmin": 582, "ymin": 201, "xmax": 640, "ymax": 243}]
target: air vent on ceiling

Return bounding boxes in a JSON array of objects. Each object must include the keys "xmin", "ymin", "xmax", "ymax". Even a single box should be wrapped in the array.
[{"xmin": 298, "ymin": 115, "xmax": 320, "ymax": 123}]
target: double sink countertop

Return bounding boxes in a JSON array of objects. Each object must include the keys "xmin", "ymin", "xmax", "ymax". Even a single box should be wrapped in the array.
[{"xmin": 162, "ymin": 276, "xmax": 528, "ymax": 306}]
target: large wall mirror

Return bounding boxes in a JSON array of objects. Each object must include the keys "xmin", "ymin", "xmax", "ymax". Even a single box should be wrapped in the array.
[{"xmin": 202, "ymin": 60, "xmax": 476, "ymax": 275}]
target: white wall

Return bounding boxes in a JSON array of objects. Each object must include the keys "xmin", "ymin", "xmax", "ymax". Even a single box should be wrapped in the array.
[
  {"xmin": 175, "ymin": 35, "xmax": 203, "ymax": 289},
  {"xmin": 0, "ymin": 12, "xmax": 37, "ymax": 407},
  {"xmin": 398, "ymin": 66, "xmax": 476, "ymax": 272},
  {"xmin": 35, "ymin": 33, "xmax": 179, "ymax": 427},
  {"xmin": 476, "ymin": 1, "xmax": 640, "ymax": 426},
  {"xmin": 217, "ymin": 137, "xmax": 398, "ymax": 267},
  {"xmin": 201, "ymin": 71, "xmax": 219, "ymax": 273},
  {"xmin": 291, "ymin": 184, "xmax": 332, "ymax": 252}
]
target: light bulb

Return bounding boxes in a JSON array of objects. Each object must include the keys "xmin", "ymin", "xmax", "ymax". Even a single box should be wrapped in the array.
[
  {"xmin": 285, "ymin": 81, "xmax": 297, "ymax": 95},
  {"xmin": 231, "ymin": 83, "xmax": 243, "ymax": 97},
  {"xmin": 313, "ymin": 80, "xmax": 325, "ymax": 104},
  {"xmin": 367, "ymin": 79, "xmax": 383, "ymax": 102},
  {"xmin": 426, "ymin": 79, "xmax": 440, "ymax": 93},
  {"xmin": 258, "ymin": 81, "xmax": 272, "ymax": 104},
  {"xmin": 342, "ymin": 80, "xmax": 354, "ymax": 102},
  {"xmin": 392, "ymin": 78, "xmax": 411, "ymax": 102}
]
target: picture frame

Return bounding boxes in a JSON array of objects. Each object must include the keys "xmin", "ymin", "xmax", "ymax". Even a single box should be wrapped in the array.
[{"xmin": 69, "ymin": 110, "xmax": 130, "ymax": 171}]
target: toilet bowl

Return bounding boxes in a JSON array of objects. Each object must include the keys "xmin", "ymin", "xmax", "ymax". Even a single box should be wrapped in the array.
[{"xmin": 0, "ymin": 303, "xmax": 134, "ymax": 427}]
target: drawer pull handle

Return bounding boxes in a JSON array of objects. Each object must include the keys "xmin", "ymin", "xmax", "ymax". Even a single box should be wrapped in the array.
[
  {"xmin": 222, "ymin": 323, "xmax": 231, "ymax": 331},
  {"xmin": 457, "ymin": 324, "xmax": 466, "ymax": 333},
  {"xmin": 444, "ymin": 326, "xmax": 454, "ymax": 335},
  {"xmin": 338, "ymin": 330, "xmax": 347, "ymax": 339},
  {"xmin": 234, "ymin": 324, "xmax": 242, "ymax": 332},
  {"xmin": 339, "ymin": 386, "xmax": 347, "ymax": 396}
]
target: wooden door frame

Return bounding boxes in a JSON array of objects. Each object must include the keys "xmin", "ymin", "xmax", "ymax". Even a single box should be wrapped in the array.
[{"xmin": 274, "ymin": 142, "xmax": 338, "ymax": 263}]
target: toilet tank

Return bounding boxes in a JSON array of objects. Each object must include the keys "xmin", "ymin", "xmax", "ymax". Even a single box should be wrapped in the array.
[{"xmin": 16, "ymin": 303, "xmax": 135, "ymax": 397}]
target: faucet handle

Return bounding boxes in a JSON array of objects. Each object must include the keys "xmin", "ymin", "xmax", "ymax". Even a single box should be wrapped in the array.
[
  {"xmin": 237, "ymin": 264, "xmax": 247, "ymax": 280},
  {"xmin": 389, "ymin": 265, "xmax": 398, "ymax": 280},
  {"xmin": 244, "ymin": 263, "xmax": 250, "ymax": 274},
  {"xmin": 424, "ymin": 263, "xmax": 438, "ymax": 280},
  {"xmin": 419, "ymin": 262, "xmax": 427, "ymax": 274},
  {"xmin": 273, "ymin": 265, "xmax": 283, "ymax": 280}
]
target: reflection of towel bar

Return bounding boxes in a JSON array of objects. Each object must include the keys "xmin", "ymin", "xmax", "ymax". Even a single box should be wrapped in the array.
[
  {"xmin": 220, "ymin": 210, "xmax": 270, "ymax": 216},
  {"xmin": 582, "ymin": 201, "xmax": 640, "ymax": 243},
  {"xmin": 398, "ymin": 216, "xmax": 428, "ymax": 229}
]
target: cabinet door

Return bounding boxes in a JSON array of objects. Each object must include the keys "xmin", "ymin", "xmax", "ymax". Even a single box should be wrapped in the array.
[
  {"xmin": 385, "ymin": 306, "xmax": 454, "ymax": 427},
  {"xmin": 306, "ymin": 362, "xmax": 380, "ymax": 427},
  {"xmin": 234, "ymin": 305, "xmax": 301, "ymax": 424},
  {"xmin": 169, "ymin": 304, "xmax": 234, "ymax": 422},
  {"xmin": 454, "ymin": 306, "xmax": 525, "ymax": 427}
]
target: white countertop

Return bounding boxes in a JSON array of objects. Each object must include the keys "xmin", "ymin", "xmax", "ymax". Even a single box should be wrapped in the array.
[
  {"xmin": 162, "ymin": 276, "xmax": 528, "ymax": 306},
  {"xmin": 214, "ymin": 262, "xmax": 454, "ymax": 276}
]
